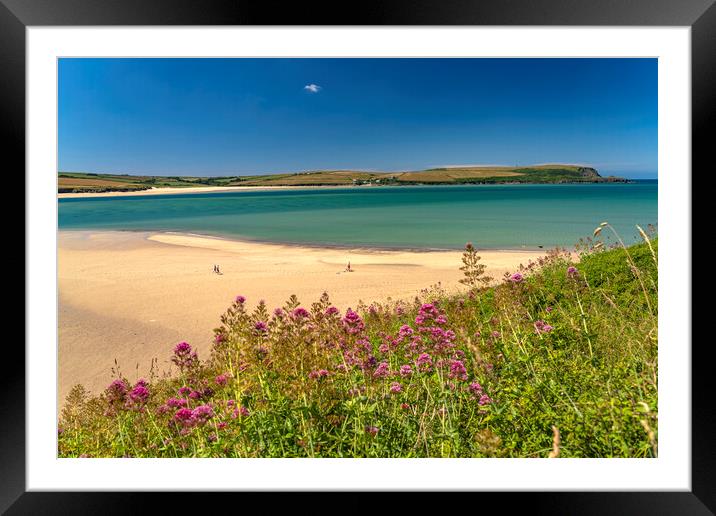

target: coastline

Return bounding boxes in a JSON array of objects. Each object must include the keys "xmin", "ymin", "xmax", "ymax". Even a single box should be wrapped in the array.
[
  {"xmin": 60, "ymin": 227, "xmax": 550, "ymax": 253},
  {"xmin": 57, "ymin": 180, "xmax": 641, "ymax": 199},
  {"xmin": 58, "ymin": 184, "xmax": 371, "ymax": 199},
  {"xmin": 58, "ymin": 229, "xmax": 546, "ymax": 409}
]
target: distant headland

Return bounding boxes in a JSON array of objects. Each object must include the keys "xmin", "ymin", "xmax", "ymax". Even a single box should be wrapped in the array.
[{"xmin": 58, "ymin": 164, "xmax": 630, "ymax": 194}]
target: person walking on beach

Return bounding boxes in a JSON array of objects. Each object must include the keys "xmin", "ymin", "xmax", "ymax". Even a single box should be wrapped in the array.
[{"xmin": 345, "ymin": 261, "xmax": 352, "ymax": 272}]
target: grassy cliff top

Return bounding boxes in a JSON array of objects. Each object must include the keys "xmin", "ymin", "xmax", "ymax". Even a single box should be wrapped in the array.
[{"xmin": 58, "ymin": 231, "xmax": 658, "ymax": 458}]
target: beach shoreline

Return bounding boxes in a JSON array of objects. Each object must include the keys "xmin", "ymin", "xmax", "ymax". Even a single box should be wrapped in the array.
[
  {"xmin": 58, "ymin": 184, "xmax": 380, "ymax": 199},
  {"xmin": 59, "ymin": 227, "xmax": 550, "ymax": 253},
  {"xmin": 56, "ymin": 180, "xmax": 640, "ymax": 199},
  {"xmin": 58, "ymin": 229, "xmax": 546, "ymax": 411}
]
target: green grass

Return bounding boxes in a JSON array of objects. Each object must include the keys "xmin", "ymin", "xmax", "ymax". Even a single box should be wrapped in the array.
[{"xmin": 58, "ymin": 227, "xmax": 657, "ymax": 458}]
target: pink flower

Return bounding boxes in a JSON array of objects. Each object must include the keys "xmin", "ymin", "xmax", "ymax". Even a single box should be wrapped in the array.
[
  {"xmin": 478, "ymin": 394, "xmax": 493, "ymax": 406},
  {"xmin": 292, "ymin": 307, "xmax": 310, "ymax": 319},
  {"xmin": 215, "ymin": 374, "xmax": 229, "ymax": 386},
  {"xmin": 469, "ymin": 382, "xmax": 483, "ymax": 395},
  {"xmin": 172, "ymin": 341, "xmax": 197, "ymax": 371},
  {"xmin": 389, "ymin": 382, "xmax": 402, "ymax": 394},
  {"xmin": 105, "ymin": 379, "xmax": 130, "ymax": 412},
  {"xmin": 342, "ymin": 308, "xmax": 365, "ymax": 335},
  {"xmin": 420, "ymin": 303, "xmax": 436, "ymax": 314},
  {"xmin": 191, "ymin": 404, "xmax": 214, "ymax": 425},
  {"xmin": 398, "ymin": 324, "xmax": 414, "ymax": 338},
  {"xmin": 308, "ymin": 369, "xmax": 330, "ymax": 379},
  {"xmin": 254, "ymin": 321, "xmax": 268, "ymax": 333},
  {"xmin": 235, "ymin": 295, "xmax": 246, "ymax": 304},
  {"xmin": 373, "ymin": 361, "xmax": 390, "ymax": 378},
  {"xmin": 173, "ymin": 341, "xmax": 191, "ymax": 355},
  {"xmin": 365, "ymin": 426, "xmax": 379, "ymax": 437},
  {"xmin": 166, "ymin": 397, "xmax": 187, "ymax": 408},
  {"xmin": 567, "ymin": 266, "xmax": 578, "ymax": 277},
  {"xmin": 534, "ymin": 320, "xmax": 554, "ymax": 334},
  {"xmin": 399, "ymin": 364, "xmax": 413, "ymax": 377},
  {"xmin": 325, "ymin": 306, "xmax": 340, "ymax": 316},
  {"xmin": 173, "ymin": 408, "xmax": 195, "ymax": 427},
  {"xmin": 510, "ymin": 273, "xmax": 524, "ymax": 283},
  {"xmin": 127, "ymin": 380, "xmax": 150, "ymax": 407},
  {"xmin": 416, "ymin": 353, "xmax": 433, "ymax": 372},
  {"xmin": 448, "ymin": 360, "xmax": 468, "ymax": 381},
  {"xmin": 178, "ymin": 386, "xmax": 191, "ymax": 396}
]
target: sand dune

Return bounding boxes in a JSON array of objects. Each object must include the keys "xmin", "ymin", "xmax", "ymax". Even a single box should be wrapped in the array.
[{"xmin": 58, "ymin": 230, "xmax": 544, "ymax": 409}]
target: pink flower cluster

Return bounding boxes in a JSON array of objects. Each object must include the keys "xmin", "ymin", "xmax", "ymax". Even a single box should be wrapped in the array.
[
  {"xmin": 128, "ymin": 379, "xmax": 150, "ymax": 408},
  {"xmin": 469, "ymin": 382, "xmax": 493, "ymax": 406},
  {"xmin": 292, "ymin": 307, "xmax": 310, "ymax": 319},
  {"xmin": 172, "ymin": 341, "xmax": 198, "ymax": 371},
  {"xmin": 172, "ymin": 404, "xmax": 214, "ymax": 430},
  {"xmin": 342, "ymin": 308, "xmax": 365, "ymax": 335},
  {"xmin": 104, "ymin": 378, "xmax": 151, "ymax": 414},
  {"xmin": 534, "ymin": 320, "xmax": 554, "ymax": 334},
  {"xmin": 308, "ymin": 369, "xmax": 330, "ymax": 379},
  {"xmin": 373, "ymin": 361, "xmax": 390, "ymax": 378},
  {"xmin": 448, "ymin": 360, "xmax": 468, "ymax": 381}
]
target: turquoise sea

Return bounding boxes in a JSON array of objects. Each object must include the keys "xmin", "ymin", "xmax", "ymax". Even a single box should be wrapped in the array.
[{"xmin": 58, "ymin": 182, "xmax": 657, "ymax": 250}]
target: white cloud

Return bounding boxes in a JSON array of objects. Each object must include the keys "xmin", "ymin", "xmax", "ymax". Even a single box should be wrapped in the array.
[{"xmin": 304, "ymin": 84, "xmax": 321, "ymax": 93}]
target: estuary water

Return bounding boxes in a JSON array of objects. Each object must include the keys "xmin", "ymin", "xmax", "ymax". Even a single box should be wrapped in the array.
[{"xmin": 58, "ymin": 182, "xmax": 657, "ymax": 250}]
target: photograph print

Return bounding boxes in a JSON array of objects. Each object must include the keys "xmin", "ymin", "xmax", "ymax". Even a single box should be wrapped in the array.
[{"xmin": 57, "ymin": 57, "xmax": 658, "ymax": 459}]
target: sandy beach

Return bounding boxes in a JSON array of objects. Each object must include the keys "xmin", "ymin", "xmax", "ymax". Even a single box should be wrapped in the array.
[
  {"xmin": 58, "ymin": 184, "xmax": 366, "ymax": 199},
  {"xmin": 58, "ymin": 230, "xmax": 544, "ymax": 409}
]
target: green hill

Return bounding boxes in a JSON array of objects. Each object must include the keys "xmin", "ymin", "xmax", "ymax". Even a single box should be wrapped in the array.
[{"xmin": 58, "ymin": 165, "xmax": 628, "ymax": 193}]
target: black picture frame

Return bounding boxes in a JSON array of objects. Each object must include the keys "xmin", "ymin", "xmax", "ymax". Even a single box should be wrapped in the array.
[{"xmin": 4, "ymin": 0, "xmax": 711, "ymax": 512}]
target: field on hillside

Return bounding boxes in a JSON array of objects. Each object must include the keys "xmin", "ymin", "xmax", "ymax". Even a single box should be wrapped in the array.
[
  {"xmin": 58, "ymin": 172, "xmax": 213, "ymax": 192},
  {"xmin": 396, "ymin": 168, "xmax": 524, "ymax": 182},
  {"xmin": 232, "ymin": 171, "xmax": 377, "ymax": 186}
]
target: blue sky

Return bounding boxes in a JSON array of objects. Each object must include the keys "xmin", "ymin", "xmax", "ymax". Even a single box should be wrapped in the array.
[{"xmin": 58, "ymin": 58, "xmax": 657, "ymax": 179}]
